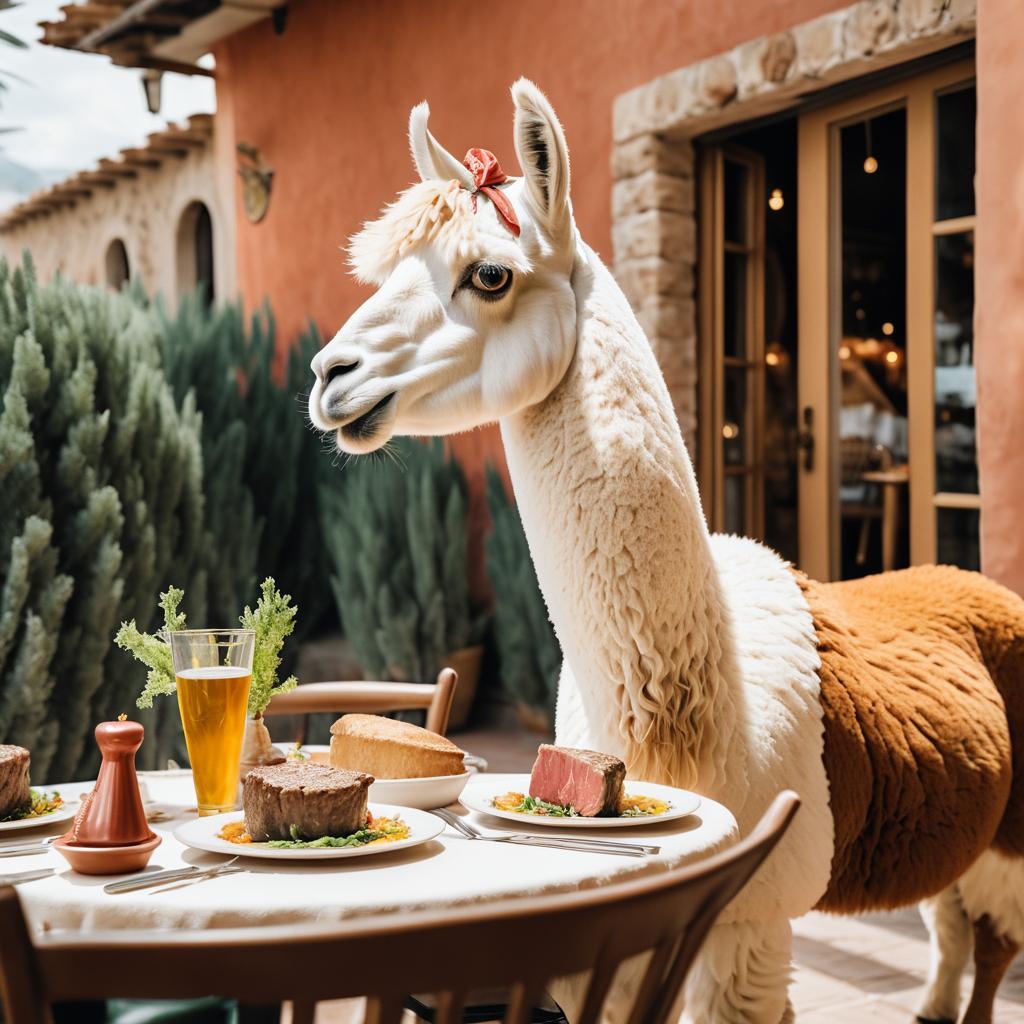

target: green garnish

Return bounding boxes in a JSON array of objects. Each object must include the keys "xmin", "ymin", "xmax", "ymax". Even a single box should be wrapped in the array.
[
  {"xmin": 287, "ymin": 742, "xmax": 308, "ymax": 761},
  {"xmin": 268, "ymin": 818, "xmax": 409, "ymax": 849},
  {"xmin": 118, "ymin": 577, "xmax": 298, "ymax": 716},
  {"xmin": 498, "ymin": 794, "xmax": 580, "ymax": 817},
  {"xmin": 1, "ymin": 789, "xmax": 64, "ymax": 822}
]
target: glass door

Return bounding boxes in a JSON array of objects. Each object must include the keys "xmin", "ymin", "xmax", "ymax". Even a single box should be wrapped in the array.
[
  {"xmin": 798, "ymin": 60, "xmax": 977, "ymax": 581},
  {"xmin": 697, "ymin": 144, "xmax": 766, "ymax": 539}
]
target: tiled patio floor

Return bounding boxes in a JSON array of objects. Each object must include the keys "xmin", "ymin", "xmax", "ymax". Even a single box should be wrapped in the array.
[{"xmin": 792, "ymin": 906, "xmax": 1024, "ymax": 1022}]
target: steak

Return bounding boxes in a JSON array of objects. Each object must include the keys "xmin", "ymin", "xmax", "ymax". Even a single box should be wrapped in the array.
[
  {"xmin": 0, "ymin": 745, "xmax": 31, "ymax": 819},
  {"xmin": 243, "ymin": 763, "xmax": 373, "ymax": 842},
  {"xmin": 529, "ymin": 745, "xmax": 626, "ymax": 817}
]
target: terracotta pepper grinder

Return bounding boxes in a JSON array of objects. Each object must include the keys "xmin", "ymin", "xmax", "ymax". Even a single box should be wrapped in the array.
[{"xmin": 67, "ymin": 715, "xmax": 154, "ymax": 848}]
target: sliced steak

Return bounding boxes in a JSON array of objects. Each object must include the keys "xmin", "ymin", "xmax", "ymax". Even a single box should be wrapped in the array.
[
  {"xmin": 529, "ymin": 745, "xmax": 626, "ymax": 817},
  {"xmin": 243, "ymin": 762, "xmax": 372, "ymax": 842},
  {"xmin": 0, "ymin": 745, "xmax": 30, "ymax": 819}
]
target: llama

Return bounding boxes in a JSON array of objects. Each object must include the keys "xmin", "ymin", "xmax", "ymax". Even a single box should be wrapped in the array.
[{"xmin": 309, "ymin": 80, "xmax": 1024, "ymax": 1024}]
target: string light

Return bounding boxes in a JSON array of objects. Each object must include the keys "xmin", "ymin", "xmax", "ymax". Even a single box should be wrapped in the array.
[
  {"xmin": 839, "ymin": 345, "xmax": 852, "ymax": 360},
  {"xmin": 863, "ymin": 155, "xmax": 878, "ymax": 174},
  {"xmin": 768, "ymin": 188, "xmax": 784, "ymax": 211},
  {"xmin": 885, "ymin": 350, "xmax": 900, "ymax": 365},
  {"xmin": 882, "ymin": 322, "xmax": 894, "ymax": 336},
  {"xmin": 765, "ymin": 351, "xmax": 780, "ymax": 366},
  {"xmin": 722, "ymin": 422, "xmax": 740, "ymax": 440},
  {"xmin": 863, "ymin": 119, "xmax": 878, "ymax": 174}
]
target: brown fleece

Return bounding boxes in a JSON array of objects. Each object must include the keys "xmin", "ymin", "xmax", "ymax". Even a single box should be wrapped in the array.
[{"xmin": 794, "ymin": 565, "xmax": 1024, "ymax": 914}]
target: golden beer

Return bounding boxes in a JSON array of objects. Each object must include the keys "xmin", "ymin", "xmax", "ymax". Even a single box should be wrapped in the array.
[{"xmin": 175, "ymin": 665, "xmax": 251, "ymax": 815}]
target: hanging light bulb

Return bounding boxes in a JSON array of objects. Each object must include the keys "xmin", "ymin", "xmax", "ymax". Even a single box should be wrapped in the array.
[
  {"xmin": 863, "ymin": 120, "xmax": 878, "ymax": 174},
  {"xmin": 882, "ymin": 321, "xmax": 895, "ymax": 336},
  {"xmin": 768, "ymin": 188, "xmax": 784, "ymax": 211}
]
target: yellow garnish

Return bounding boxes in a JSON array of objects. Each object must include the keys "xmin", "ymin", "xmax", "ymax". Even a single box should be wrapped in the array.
[
  {"xmin": 619, "ymin": 794, "xmax": 670, "ymax": 817},
  {"xmin": 218, "ymin": 820, "xmax": 253, "ymax": 844}
]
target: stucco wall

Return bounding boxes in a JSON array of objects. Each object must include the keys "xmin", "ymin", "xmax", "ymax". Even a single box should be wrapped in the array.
[
  {"xmin": 976, "ymin": 0, "xmax": 1024, "ymax": 594},
  {"xmin": 0, "ymin": 123, "xmax": 234, "ymax": 305},
  {"xmin": 214, "ymin": 0, "xmax": 852, "ymax": 346}
]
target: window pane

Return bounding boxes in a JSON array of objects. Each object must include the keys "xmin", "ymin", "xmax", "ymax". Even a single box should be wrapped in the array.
[
  {"xmin": 936, "ymin": 85, "xmax": 976, "ymax": 221},
  {"xmin": 723, "ymin": 368, "xmax": 747, "ymax": 466},
  {"xmin": 937, "ymin": 506, "xmax": 980, "ymax": 570},
  {"xmin": 724, "ymin": 159, "xmax": 747, "ymax": 245},
  {"xmin": 935, "ymin": 231, "xmax": 977, "ymax": 494},
  {"xmin": 724, "ymin": 474, "xmax": 745, "ymax": 536},
  {"xmin": 724, "ymin": 250, "xmax": 748, "ymax": 358}
]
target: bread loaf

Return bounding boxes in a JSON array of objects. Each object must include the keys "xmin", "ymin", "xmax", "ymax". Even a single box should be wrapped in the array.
[{"xmin": 329, "ymin": 714, "xmax": 466, "ymax": 779}]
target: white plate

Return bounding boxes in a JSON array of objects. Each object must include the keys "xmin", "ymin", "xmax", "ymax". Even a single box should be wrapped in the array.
[
  {"xmin": 174, "ymin": 803, "xmax": 444, "ymax": 860},
  {"xmin": 461, "ymin": 775, "xmax": 701, "ymax": 829},
  {"xmin": 0, "ymin": 799, "xmax": 77, "ymax": 834}
]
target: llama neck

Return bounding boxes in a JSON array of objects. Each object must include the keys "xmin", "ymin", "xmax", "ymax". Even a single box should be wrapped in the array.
[{"xmin": 500, "ymin": 246, "xmax": 733, "ymax": 787}]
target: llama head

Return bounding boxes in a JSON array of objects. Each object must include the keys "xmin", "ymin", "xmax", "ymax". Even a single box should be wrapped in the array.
[{"xmin": 309, "ymin": 79, "xmax": 578, "ymax": 454}]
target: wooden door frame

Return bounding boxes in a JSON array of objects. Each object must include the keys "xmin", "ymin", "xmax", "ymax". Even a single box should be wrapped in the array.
[
  {"xmin": 797, "ymin": 59, "xmax": 975, "ymax": 580},
  {"xmin": 697, "ymin": 144, "xmax": 766, "ymax": 538}
]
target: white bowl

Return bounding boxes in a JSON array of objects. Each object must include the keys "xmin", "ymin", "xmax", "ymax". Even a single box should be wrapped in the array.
[{"xmin": 368, "ymin": 772, "xmax": 471, "ymax": 810}]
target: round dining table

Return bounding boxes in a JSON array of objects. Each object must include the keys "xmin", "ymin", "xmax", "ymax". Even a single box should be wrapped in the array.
[{"xmin": 7, "ymin": 770, "xmax": 738, "ymax": 933}]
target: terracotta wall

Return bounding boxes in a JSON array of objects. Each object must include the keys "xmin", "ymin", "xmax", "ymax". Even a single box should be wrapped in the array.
[
  {"xmin": 214, "ymin": 0, "xmax": 850, "ymax": 346},
  {"xmin": 976, "ymin": 0, "xmax": 1024, "ymax": 595}
]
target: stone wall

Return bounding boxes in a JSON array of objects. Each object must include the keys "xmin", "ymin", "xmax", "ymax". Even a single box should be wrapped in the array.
[
  {"xmin": 610, "ymin": 0, "xmax": 977, "ymax": 451},
  {"xmin": 0, "ymin": 116, "xmax": 233, "ymax": 306}
]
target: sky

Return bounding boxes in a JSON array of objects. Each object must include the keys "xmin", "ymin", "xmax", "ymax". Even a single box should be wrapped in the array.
[{"xmin": 0, "ymin": 0, "xmax": 215, "ymax": 201}]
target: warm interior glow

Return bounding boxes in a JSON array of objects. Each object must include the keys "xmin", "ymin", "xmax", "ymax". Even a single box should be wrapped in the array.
[
  {"xmin": 885, "ymin": 350, "xmax": 900, "ymax": 364},
  {"xmin": 839, "ymin": 345, "xmax": 852, "ymax": 360},
  {"xmin": 722, "ymin": 422, "xmax": 740, "ymax": 440},
  {"xmin": 768, "ymin": 188, "xmax": 784, "ymax": 211},
  {"xmin": 882, "ymin": 321, "xmax": 895, "ymax": 336},
  {"xmin": 765, "ymin": 351, "xmax": 780, "ymax": 366},
  {"xmin": 863, "ymin": 155, "xmax": 878, "ymax": 174}
]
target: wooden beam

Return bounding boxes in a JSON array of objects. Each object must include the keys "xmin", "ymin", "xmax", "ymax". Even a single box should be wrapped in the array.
[
  {"xmin": 98, "ymin": 158, "xmax": 137, "ymax": 178},
  {"xmin": 77, "ymin": 171, "xmax": 117, "ymax": 188},
  {"xmin": 120, "ymin": 148, "xmax": 161, "ymax": 168}
]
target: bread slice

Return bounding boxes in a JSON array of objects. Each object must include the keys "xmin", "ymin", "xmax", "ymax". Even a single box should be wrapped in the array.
[{"xmin": 329, "ymin": 714, "xmax": 466, "ymax": 779}]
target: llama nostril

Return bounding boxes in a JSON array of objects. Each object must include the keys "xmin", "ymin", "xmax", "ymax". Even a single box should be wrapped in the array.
[{"xmin": 325, "ymin": 360, "xmax": 359, "ymax": 386}]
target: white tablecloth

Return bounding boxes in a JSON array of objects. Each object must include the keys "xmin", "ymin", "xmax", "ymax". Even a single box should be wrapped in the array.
[{"xmin": 9, "ymin": 772, "xmax": 738, "ymax": 934}]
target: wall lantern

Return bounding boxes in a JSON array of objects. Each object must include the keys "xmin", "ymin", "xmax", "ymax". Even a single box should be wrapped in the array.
[
  {"xmin": 237, "ymin": 143, "xmax": 274, "ymax": 224},
  {"xmin": 141, "ymin": 68, "xmax": 162, "ymax": 115}
]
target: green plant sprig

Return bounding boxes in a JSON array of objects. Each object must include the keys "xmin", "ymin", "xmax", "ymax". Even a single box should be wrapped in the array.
[
  {"xmin": 116, "ymin": 578, "xmax": 298, "ymax": 717},
  {"xmin": 115, "ymin": 587, "xmax": 186, "ymax": 709},
  {"xmin": 240, "ymin": 577, "xmax": 298, "ymax": 717}
]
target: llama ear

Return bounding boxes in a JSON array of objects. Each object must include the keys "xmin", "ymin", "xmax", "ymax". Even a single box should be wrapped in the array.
[
  {"xmin": 408, "ymin": 101, "xmax": 476, "ymax": 190},
  {"xmin": 511, "ymin": 79, "xmax": 571, "ymax": 237}
]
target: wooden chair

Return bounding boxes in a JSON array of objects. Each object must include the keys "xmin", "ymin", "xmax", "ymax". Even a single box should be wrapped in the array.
[
  {"xmin": 262, "ymin": 668, "xmax": 458, "ymax": 742},
  {"xmin": 0, "ymin": 792, "xmax": 799, "ymax": 1024}
]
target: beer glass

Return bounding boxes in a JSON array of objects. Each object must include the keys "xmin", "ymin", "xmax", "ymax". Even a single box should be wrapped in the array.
[{"xmin": 168, "ymin": 629, "xmax": 254, "ymax": 815}]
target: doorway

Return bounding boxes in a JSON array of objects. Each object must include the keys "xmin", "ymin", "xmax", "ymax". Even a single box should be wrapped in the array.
[{"xmin": 698, "ymin": 58, "xmax": 977, "ymax": 581}]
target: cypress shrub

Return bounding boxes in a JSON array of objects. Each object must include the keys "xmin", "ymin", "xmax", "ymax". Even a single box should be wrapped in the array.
[
  {"xmin": 156, "ymin": 298, "xmax": 332, "ymax": 647},
  {"xmin": 484, "ymin": 467, "xmax": 560, "ymax": 724},
  {"xmin": 320, "ymin": 438, "xmax": 485, "ymax": 684},
  {"xmin": 0, "ymin": 258, "xmax": 206, "ymax": 780}
]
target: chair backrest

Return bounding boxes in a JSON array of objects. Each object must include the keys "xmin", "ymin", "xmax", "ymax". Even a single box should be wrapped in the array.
[
  {"xmin": 0, "ymin": 792, "xmax": 799, "ymax": 1024},
  {"xmin": 263, "ymin": 667, "xmax": 458, "ymax": 740}
]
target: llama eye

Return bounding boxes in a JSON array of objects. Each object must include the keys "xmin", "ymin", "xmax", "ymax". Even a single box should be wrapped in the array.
[{"xmin": 469, "ymin": 264, "xmax": 512, "ymax": 295}]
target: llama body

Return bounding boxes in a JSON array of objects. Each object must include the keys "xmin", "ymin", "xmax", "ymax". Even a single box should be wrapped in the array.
[{"xmin": 310, "ymin": 80, "xmax": 1024, "ymax": 1022}]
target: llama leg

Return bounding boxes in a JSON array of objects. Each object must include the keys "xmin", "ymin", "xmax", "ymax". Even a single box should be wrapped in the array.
[
  {"xmin": 957, "ymin": 849, "xmax": 1024, "ymax": 1024},
  {"xmin": 915, "ymin": 886, "xmax": 972, "ymax": 1024},
  {"xmin": 960, "ymin": 916, "xmax": 1020, "ymax": 1024},
  {"xmin": 682, "ymin": 916, "xmax": 792, "ymax": 1024}
]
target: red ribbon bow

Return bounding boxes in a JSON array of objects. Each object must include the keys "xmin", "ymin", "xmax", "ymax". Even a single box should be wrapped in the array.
[{"xmin": 463, "ymin": 148, "xmax": 520, "ymax": 237}]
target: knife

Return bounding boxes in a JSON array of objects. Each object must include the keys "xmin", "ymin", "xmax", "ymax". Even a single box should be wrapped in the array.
[{"xmin": 0, "ymin": 868, "xmax": 55, "ymax": 885}]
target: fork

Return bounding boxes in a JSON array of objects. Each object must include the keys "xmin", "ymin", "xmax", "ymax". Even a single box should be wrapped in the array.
[
  {"xmin": 432, "ymin": 808, "xmax": 659, "ymax": 857},
  {"xmin": 104, "ymin": 857, "xmax": 243, "ymax": 894}
]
